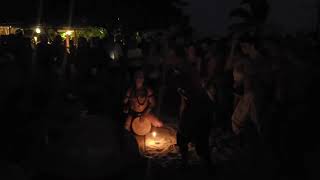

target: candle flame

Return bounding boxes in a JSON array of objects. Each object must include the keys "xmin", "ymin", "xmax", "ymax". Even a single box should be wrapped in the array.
[{"xmin": 152, "ymin": 131, "xmax": 157, "ymax": 138}]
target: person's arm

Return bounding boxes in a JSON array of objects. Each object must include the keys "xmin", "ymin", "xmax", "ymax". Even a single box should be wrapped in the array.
[
  {"xmin": 123, "ymin": 89, "xmax": 131, "ymax": 113},
  {"xmin": 231, "ymin": 95, "xmax": 251, "ymax": 135},
  {"xmin": 249, "ymin": 94, "xmax": 261, "ymax": 134}
]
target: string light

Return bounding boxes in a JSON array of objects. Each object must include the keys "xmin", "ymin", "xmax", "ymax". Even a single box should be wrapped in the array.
[
  {"xmin": 66, "ymin": 30, "xmax": 73, "ymax": 36},
  {"xmin": 35, "ymin": 27, "xmax": 41, "ymax": 34}
]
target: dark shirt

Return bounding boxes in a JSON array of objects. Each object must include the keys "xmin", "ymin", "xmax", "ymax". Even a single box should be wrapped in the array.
[{"xmin": 179, "ymin": 89, "xmax": 217, "ymax": 136}]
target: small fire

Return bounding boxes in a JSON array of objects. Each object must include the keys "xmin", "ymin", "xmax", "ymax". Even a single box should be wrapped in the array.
[{"xmin": 152, "ymin": 131, "xmax": 157, "ymax": 138}]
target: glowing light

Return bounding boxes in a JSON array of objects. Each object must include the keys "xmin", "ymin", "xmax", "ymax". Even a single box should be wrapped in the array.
[
  {"xmin": 66, "ymin": 30, "xmax": 73, "ymax": 36},
  {"xmin": 152, "ymin": 131, "xmax": 157, "ymax": 138},
  {"xmin": 35, "ymin": 27, "xmax": 41, "ymax": 34},
  {"xmin": 34, "ymin": 36, "xmax": 38, "ymax": 43},
  {"xmin": 110, "ymin": 51, "xmax": 115, "ymax": 60},
  {"xmin": 140, "ymin": 126, "xmax": 177, "ymax": 156}
]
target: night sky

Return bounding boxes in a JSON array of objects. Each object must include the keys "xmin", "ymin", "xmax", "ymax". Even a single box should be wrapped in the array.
[
  {"xmin": 185, "ymin": 0, "xmax": 317, "ymax": 37},
  {"xmin": 0, "ymin": 0, "xmax": 317, "ymax": 36}
]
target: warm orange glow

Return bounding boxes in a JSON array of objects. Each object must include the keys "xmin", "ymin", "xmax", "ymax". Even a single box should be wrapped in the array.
[
  {"xmin": 152, "ymin": 131, "xmax": 157, "ymax": 138},
  {"xmin": 66, "ymin": 30, "xmax": 74, "ymax": 36},
  {"xmin": 142, "ymin": 126, "xmax": 177, "ymax": 154}
]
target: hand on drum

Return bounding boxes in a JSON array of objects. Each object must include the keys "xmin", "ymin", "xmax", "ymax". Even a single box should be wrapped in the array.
[
  {"xmin": 130, "ymin": 114, "xmax": 164, "ymax": 135},
  {"xmin": 143, "ymin": 114, "xmax": 163, "ymax": 128}
]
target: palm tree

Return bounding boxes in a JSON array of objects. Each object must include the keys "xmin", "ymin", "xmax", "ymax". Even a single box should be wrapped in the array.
[
  {"xmin": 316, "ymin": 0, "xmax": 320, "ymax": 39},
  {"xmin": 229, "ymin": 0, "xmax": 270, "ymax": 35}
]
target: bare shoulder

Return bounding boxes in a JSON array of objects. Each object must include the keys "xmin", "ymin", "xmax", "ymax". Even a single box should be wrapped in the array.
[
  {"xmin": 126, "ymin": 88, "xmax": 133, "ymax": 96},
  {"xmin": 244, "ymin": 92, "xmax": 256, "ymax": 103},
  {"xmin": 146, "ymin": 87, "xmax": 154, "ymax": 96}
]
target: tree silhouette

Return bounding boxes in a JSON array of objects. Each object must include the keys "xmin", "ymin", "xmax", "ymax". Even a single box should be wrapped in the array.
[
  {"xmin": 229, "ymin": 0, "xmax": 270, "ymax": 35},
  {"xmin": 316, "ymin": 0, "xmax": 320, "ymax": 38},
  {"xmin": 108, "ymin": 0, "xmax": 189, "ymax": 30},
  {"xmin": 1, "ymin": 0, "xmax": 189, "ymax": 31}
]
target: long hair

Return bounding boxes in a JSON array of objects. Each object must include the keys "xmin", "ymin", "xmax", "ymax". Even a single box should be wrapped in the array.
[{"xmin": 132, "ymin": 68, "xmax": 146, "ymax": 88}]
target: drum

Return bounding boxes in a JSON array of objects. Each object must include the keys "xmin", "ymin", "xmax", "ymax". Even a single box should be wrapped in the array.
[{"xmin": 132, "ymin": 117, "xmax": 152, "ymax": 136}]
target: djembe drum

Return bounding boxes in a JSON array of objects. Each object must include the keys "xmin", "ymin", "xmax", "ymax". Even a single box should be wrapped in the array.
[{"xmin": 132, "ymin": 117, "xmax": 152, "ymax": 136}]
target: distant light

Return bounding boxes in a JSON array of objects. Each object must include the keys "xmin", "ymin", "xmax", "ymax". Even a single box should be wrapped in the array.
[
  {"xmin": 110, "ymin": 51, "xmax": 115, "ymax": 60},
  {"xmin": 34, "ymin": 36, "xmax": 38, "ymax": 43},
  {"xmin": 117, "ymin": 17, "xmax": 120, "ymax": 21},
  {"xmin": 66, "ymin": 30, "xmax": 73, "ymax": 36},
  {"xmin": 35, "ymin": 27, "xmax": 41, "ymax": 34}
]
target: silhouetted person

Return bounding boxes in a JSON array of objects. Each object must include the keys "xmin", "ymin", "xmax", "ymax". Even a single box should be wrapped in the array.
[
  {"xmin": 51, "ymin": 35, "xmax": 65, "ymax": 75},
  {"xmin": 13, "ymin": 29, "xmax": 32, "ymax": 84},
  {"xmin": 177, "ymin": 77, "xmax": 216, "ymax": 171},
  {"xmin": 72, "ymin": 37, "xmax": 90, "ymax": 95},
  {"xmin": 33, "ymin": 34, "xmax": 55, "ymax": 112},
  {"xmin": 162, "ymin": 45, "xmax": 185, "ymax": 117},
  {"xmin": 89, "ymin": 37, "xmax": 106, "ymax": 79}
]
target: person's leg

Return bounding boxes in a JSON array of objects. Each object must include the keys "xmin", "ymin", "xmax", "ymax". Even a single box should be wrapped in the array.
[
  {"xmin": 195, "ymin": 132, "xmax": 212, "ymax": 167},
  {"xmin": 177, "ymin": 132, "xmax": 190, "ymax": 166}
]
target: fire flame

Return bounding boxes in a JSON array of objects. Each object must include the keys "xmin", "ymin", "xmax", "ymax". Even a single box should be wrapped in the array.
[{"xmin": 152, "ymin": 131, "xmax": 157, "ymax": 138}]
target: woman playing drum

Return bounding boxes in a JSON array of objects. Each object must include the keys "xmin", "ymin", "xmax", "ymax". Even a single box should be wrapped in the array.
[{"xmin": 123, "ymin": 70, "xmax": 163, "ymax": 133}]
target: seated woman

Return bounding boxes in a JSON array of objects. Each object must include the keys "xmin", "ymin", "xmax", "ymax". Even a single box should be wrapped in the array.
[{"xmin": 123, "ymin": 70, "xmax": 163, "ymax": 132}]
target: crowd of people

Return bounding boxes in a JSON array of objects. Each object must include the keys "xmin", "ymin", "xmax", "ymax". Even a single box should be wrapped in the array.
[{"xmin": 1, "ymin": 28, "xmax": 319, "ymax": 179}]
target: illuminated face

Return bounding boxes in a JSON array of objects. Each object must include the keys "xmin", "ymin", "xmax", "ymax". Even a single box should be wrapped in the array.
[
  {"xmin": 135, "ymin": 72, "xmax": 144, "ymax": 87},
  {"xmin": 240, "ymin": 42, "xmax": 254, "ymax": 55}
]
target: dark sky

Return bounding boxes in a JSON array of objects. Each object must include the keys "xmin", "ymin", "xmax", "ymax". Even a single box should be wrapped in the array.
[
  {"xmin": 0, "ymin": 0, "xmax": 118, "ymax": 25},
  {"xmin": 184, "ymin": 0, "xmax": 317, "ymax": 37},
  {"xmin": 0, "ymin": 0, "xmax": 317, "ymax": 35}
]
